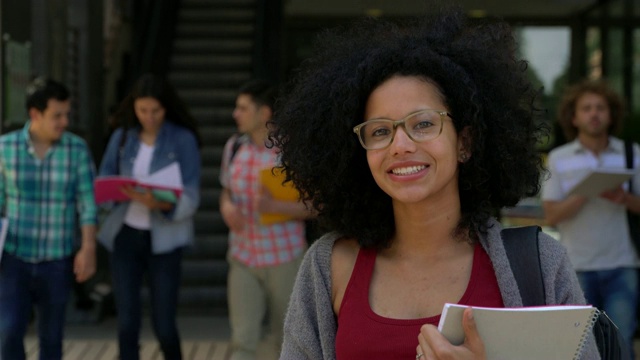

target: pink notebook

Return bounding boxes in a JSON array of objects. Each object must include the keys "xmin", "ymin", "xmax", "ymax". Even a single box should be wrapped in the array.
[{"xmin": 94, "ymin": 176, "xmax": 182, "ymax": 204}]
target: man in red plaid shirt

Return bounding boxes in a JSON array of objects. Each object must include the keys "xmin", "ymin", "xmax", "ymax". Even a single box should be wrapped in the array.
[{"xmin": 219, "ymin": 80, "xmax": 313, "ymax": 360}]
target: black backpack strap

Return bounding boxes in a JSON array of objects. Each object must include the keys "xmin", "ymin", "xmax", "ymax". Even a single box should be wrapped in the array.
[
  {"xmin": 500, "ymin": 226, "xmax": 545, "ymax": 306},
  {"xmin": 624, "ymin": 140, "xmax": 640, "ymax": 257},
  {"xmin": 229, "ymin": 134, "xmax": 243, "ymax": 163},
  {"xmin": 625, "ymin": 140, "xmax": 634, "ymax": 192}
]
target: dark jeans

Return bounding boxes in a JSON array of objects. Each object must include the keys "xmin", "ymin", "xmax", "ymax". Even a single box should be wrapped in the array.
[
  {"xmin": 577, "ymin": 267, "xmax": 638, "ymax": 359},
  {"xmin": 111, "ymin": 224, "xmax": 183, "ymax": 360},
  {"xmin": 0, "ymin": 253, "xmax": 73, "ymax": 360}
]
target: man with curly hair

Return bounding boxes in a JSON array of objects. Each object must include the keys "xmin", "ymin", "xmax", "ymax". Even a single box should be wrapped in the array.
[
  {"xmin": 271, "ymin": 6, "xmax": 599, "ymax": 360},
  {"xmin": 542, "ymin": 79, "xmax": 640, "ymax": 356},
  {"xmin": 219, "ymin": 80, "xmax": 312, "ymax": 360}
]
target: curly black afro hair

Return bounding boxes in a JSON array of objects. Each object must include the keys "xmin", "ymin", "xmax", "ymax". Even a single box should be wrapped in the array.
[{"xmin": 270, "ymin": 6, "xmax": 546, "ymax": 249}]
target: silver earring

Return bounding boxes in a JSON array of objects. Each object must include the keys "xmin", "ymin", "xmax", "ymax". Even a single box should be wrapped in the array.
[{"xmin": 459, "ymin": 153, "xmax": 468, "ymax": 162}]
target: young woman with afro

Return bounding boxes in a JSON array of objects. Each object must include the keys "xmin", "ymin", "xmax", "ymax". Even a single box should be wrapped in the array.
[{"xmin": 270, "ymin": 6, "xmax": 599, "ymax": 360}]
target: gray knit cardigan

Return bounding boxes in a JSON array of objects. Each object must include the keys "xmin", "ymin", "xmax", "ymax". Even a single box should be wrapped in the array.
[{"xmin": 280, "ymin": 218, "xmax": 599, "ymax": 360}]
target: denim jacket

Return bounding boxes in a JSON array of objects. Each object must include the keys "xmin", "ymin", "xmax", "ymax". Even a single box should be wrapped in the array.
[{"xmin": 97, "ymin": 120, "xmax": 201, "ymax": 254}]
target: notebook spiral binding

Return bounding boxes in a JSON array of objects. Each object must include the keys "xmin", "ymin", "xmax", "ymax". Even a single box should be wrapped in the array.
[{"xmin": 573, "ymin": 308, "xmax": 600, "ymax": 360}]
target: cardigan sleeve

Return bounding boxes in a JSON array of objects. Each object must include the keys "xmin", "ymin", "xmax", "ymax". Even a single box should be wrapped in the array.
[{"xmin": 281, "ymin": 234, "xmax": 340, "ymax": 360}]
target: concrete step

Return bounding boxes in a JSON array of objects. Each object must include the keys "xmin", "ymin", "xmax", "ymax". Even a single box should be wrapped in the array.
[
  {"xmin": 169, "ymin": 71, "xmax": 251, "ymax": 89},
  {"xmin": 201, "ymin": 146, "xmax": 225, "ymax": 168},
  {"xmin": 189, "ymin": 233, "xmax": 228, "ymax": 258},
  {"xmin": 179, "ymin": 8, "xmax": 255, "ymax": 23},
  {"xmin": 181, "ymin": 0, "xmax": 256, "ymax": 7},
  {"xmin": 176, "ymin": 39, "xmax": 252, "ymax": 56},
  {"xmin": 176, "ymin": 23, "xmax": 254, "ymax": 38},
  {"xmin": 171, "ymin": 54, "xmax": 252, "ymax": 71},
  {"xmin": 194, "ymin": 210, "xmax": 228, "ymax": 234},
  {"xmin": 192, "ymin": 109, "xmax": 236, "ymax": 126},
  {"xmin": 176, "ymin": 88, "xmax": 238, "ymax": 106},
  {"xmin": 200, "ymin": 188, "xmax": 223, "ymax": 211}
]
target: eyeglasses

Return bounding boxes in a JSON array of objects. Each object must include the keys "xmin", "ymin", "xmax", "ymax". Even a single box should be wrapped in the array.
[{"xmin": 353, "ymin": 109, "xmax": 453, "ymax": 150}]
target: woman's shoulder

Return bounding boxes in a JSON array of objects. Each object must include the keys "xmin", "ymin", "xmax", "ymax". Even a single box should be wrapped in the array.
[
  {"xmin": 300, "ymin": 233, "xmax": 360, "ymax": 313},
  {"xmin": 159, "ymin": 121, "xmax": 198, "ymax": 149},
  {"xmin": 536, "ymin": 231, "xmax": 570, "ymax": 267},
  {"xmin": 331, "ymin": 237, "xmax": 360, "ymax": 267},
  {"xmin": 306, "ymin": 232, "xmax": 358, "ymax": 257},
  {"xmin": 332, "ymin": 236, "xmax": 361, "ymax": 305},
  {"xmin": 301, "ymin": 233, "xmax": 359, "ymax": 273},
  {"xmin": 488, "ymin": 220, "xmax": 569, "ymax": 271}
]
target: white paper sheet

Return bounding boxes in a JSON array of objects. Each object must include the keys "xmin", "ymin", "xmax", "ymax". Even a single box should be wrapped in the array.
[
  {"xmin": 140, "ymin": 162, "xmax": 183, "ymax": 189},
  {"xmin": 0, "ymin": 218, "xmax": 8, "ymax": 263}
]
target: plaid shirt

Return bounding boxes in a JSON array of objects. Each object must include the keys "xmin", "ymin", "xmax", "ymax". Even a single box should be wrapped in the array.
[
  {"xmin": 0, "ymin": 122, "xmax": 97, "ymax": 263},
  {"xmin": 220, "ymin": 135, "xmax": 305, "ymax": 268}
]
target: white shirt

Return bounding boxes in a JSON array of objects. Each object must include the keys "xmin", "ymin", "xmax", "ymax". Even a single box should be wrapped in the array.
[{"xmin": 124, "ymin": 143, "xmax": 154, "ymax": 230}]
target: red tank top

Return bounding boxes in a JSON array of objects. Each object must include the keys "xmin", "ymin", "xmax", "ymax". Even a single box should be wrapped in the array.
[{"xmin": 335, "ymin": 243, "xmax": 504, "ymax": 359}]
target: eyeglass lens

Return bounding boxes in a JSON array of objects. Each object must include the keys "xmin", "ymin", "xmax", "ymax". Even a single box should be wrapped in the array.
[{"xmin": 359, "ymin": 110, "xmax": 443, "ymax": 149}]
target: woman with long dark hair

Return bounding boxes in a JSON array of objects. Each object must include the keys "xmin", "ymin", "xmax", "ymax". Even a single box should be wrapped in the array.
[{"xmin": 98, "ymin": 73, "xmax": 201, "ymax": 360}]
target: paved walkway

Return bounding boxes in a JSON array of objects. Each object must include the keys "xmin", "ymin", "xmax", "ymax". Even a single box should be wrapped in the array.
[
  {"xmin": 24, "ymin": 315, "xmax": 640, "ymax": 359},
  {"xmin": 25, "ymin": 316, "xmax": 240, "ymax": 360},
  {"xmin": 24, "ymin": 339, "xmax": 229, "ymax": 360}
]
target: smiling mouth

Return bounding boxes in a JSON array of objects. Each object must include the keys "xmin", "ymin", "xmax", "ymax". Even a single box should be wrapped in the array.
[{"xmin": 390, "ymin": 165, "xmax": 427, "ymax": 175}]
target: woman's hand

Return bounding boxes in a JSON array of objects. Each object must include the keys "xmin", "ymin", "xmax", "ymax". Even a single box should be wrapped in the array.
[
  {"xmin": 416, "ymin": 308, "xmax": 486, "ymax": 360},
  {"xmin": 120, "ymin": 185, "xmax": 173, "ymax": 211}
]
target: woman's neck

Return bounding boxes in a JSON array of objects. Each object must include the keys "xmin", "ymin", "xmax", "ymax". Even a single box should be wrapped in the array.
[
  {"xmin": 139, "ymin": 128, "xmax": 159, "ymax": 146},
  {"xmin": 386, "ymin": 193, "xmax": 465, "ymax": 259}
]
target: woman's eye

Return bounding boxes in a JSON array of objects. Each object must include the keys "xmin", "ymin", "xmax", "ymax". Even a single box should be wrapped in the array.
[
  {"xmin": 414, "ymin": 120, "xmax": 434, "ymax": 130},
  {"xmin": 371, "ymin": 127, "xmax": 392, "ymax": 137}
]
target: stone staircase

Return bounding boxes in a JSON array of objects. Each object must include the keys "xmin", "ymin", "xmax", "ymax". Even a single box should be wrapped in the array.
[{"xmin": 168, "ymin": 0, "xmax": 257, "ymax": 315}]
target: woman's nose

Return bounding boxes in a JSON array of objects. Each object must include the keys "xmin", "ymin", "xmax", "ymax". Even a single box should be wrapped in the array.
[{"xmin": 389, "ymin": 126, "xmax": 416, "ymax": 154}]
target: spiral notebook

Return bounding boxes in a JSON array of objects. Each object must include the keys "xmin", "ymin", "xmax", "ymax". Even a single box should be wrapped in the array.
[{"xmin": 438, "ymin": 303, "xmax": 599, "ymax": 360}]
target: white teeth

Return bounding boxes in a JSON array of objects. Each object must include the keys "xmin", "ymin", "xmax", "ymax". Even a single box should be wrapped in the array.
[{"xmin": 391, "ymin": 165, "xmax": 426, "ymax": 175}]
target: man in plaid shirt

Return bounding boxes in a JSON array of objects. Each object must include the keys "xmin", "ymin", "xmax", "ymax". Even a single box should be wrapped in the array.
[
  {"xmin": 0, "ymin": 77, "xmax": 97, "ymax": 360},
  {"xmin": 219, "ymin": 80, "xmax": 312, "ymax": 360}
]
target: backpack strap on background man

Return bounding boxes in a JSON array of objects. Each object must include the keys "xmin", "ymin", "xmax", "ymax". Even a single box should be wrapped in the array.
[
  {"xmin": 229, "ymin": 134, "xmax": 244, "ymax": 163},
  {"xmin": 625, "ymin": 140, "xmax": 634, "ymax": 192},
  {"xmin": 500, "ymin": 226, "xmax": 544, "ymax": 306},
  {"xmin": 624, "ymin": 140, "xmax": 640, "ymax": 256}
]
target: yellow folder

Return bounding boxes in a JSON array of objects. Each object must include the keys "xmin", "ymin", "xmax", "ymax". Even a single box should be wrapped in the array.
[{"xmin": 259, "ymin": 167, "xmax": 300, "ymax": 225}]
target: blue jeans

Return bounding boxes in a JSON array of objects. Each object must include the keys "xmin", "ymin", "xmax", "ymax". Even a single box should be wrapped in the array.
[
  {"xmin": 0, "ymin": 253, "xmax": 73, "ymax": 360},
  {"xmin": 111, "ymin": 225, "xmax": 183, "ymax": 360},
  {"xmin": 577, "ymin": 267, "xmax": 638, "ymax": 357}
]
